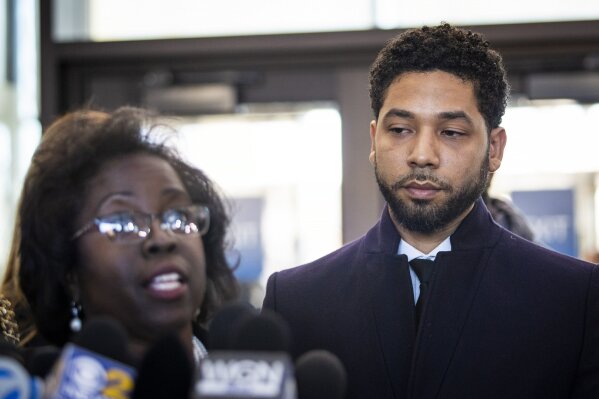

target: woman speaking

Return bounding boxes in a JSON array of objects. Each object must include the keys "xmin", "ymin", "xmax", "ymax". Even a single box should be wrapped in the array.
[{"xmin": 1, "ymin": 107, "xmax": 238, "ymax": 363}]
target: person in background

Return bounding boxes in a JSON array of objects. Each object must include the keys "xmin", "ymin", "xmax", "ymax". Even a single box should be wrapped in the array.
[
  {"xmin": 0, "ymin": 107, "xmax": 238, "ymax": 363},
  {"xmin": 263, "ymin": 23, "xmax": 599, "ymax": 399},
  {"xmin": 482, "ymin": 176, "xmax": 536, "ymax": 242}
]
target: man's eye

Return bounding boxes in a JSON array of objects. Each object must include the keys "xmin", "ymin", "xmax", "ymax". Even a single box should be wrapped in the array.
[
  {"xmin": 389, "ymin": 127, "xmax": 409, "ymax": 134},
  {"xmin": 442, "ymin": 129, "xmax": 464, "ymax": 137}
]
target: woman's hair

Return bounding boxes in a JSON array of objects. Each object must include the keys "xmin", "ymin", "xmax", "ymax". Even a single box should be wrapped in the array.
[
  {"xmin": 4, "ymin": 107, "xmax": 238, "ymax": 346},
  {"xmin": 369, "ymin": 23, "xmax": 509, "ymax": 131}
]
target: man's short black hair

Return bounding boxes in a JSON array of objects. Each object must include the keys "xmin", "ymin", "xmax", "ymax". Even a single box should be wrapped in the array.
[{"xmin": 369, "ymin": 23, "xmax": 509, "ymax": 130}]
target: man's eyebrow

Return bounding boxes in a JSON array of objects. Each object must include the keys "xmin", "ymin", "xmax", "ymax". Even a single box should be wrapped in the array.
[
  {"xmin": 438, "ymin": 111, "xmax": 474, "ymax": 126},
  {"xmin": 382, "ymin": 108, "xmax": 415, "ymax": 121}
]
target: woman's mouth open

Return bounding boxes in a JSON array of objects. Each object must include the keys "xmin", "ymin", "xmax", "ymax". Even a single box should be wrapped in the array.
[{"xmin": 146, "ymin": 271, "xmax": 188, "ymax": 300}]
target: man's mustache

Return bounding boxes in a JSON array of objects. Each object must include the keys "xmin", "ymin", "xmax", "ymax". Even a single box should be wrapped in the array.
[{"xmin": 391, "ymin": 173, "xmax": 452, "ymax": 191}]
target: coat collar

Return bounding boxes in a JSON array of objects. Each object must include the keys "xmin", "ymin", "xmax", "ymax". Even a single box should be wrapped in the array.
[
  {"xmin": 364, "ymin": 197, "xmax": 501, "ymax": 254},
  {"xmin": 449, "ymin": 197, "xmax": 502, "ymax": 250}
]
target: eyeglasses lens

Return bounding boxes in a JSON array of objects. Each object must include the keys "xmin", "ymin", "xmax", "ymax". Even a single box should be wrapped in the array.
[{"xmin": 95, "ymin": 205, "xmax": 209, "ymax": 242}]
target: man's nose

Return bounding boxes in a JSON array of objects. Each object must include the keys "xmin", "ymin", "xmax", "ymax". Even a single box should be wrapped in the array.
[{"xmin": 407, "ymin": 130, "xmax": 439, "ymax": 169}]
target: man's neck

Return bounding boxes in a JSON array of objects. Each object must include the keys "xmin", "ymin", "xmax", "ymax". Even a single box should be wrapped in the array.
[{"xmin": 390, "ymin": 203, "xmax": 475, "ymax": 254}]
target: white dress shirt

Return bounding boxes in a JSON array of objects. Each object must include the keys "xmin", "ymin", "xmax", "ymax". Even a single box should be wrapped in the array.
[{"xmin": 398, "ymin": 237, "xmax": 452, "ymax": 304}]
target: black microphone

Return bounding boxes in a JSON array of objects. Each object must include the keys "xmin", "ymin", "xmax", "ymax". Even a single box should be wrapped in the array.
[
  {"xmin": 131, "ymin": 333, "xmax": 193, "ymax": 399},
  {"xmin": 0, "ymin": 339, "xmax": 44, "ymax": 399},
  {"xmin": 294, "ymin": 350, "xmax": 347, "ymax": 399},
  {"xmin": 71, "ymin": 316, "xmax": 132, "ymax": 365},
  {"xmin": 25, "ymin": 345, "xmax": 61, "ymax": 379},
  {"xmin": 194, "ymin": 308, "xmax": 297, "ymax": 398},
  {"xmin": 43, "ymin": 317, "xmax": 136, "ymax": 399},
  {"xmin": 0, "ymin": 337, "xmax": 24, "ymax": 364},
  {"xmin": 229, "ymin": 309, "xmax": 292, "ymax": 353},
  {"xmin": 207, "ymin": 302, "xmax": 257, "ymax": 351}
]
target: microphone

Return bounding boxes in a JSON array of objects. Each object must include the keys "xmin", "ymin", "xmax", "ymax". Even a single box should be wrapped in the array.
[
  {"xmin": 43, "ymin": 317, "xmax": 136, "ymax": 399},
  {"xmin": 0, "ymin": 337, "xmax": 25, "ymax": 365},
  {"xmin": 71, "ymin": 317, "xmax": 132, "ymax": 366},
  {"xmin": 194, "ymin": 308, "xmax": 296, "ymax": 398},
  {"xmin": 131, "ymin": 333, "xmax": 193, "ymax": 399},
  {"xmin": 229, "ymin": 309, "xmax": 292, "ymax": 353},
  {"xmin": 0, "ymin": 357, "xmax": 44, "ymax": 399},
  {"xmin": 25, "ymin": 346, "xmax": 61, "ymax": 379},
  {"xmin": 0, "ymin": 339, "xmax": 44, "ymax": 399},
  {"xmin": 207, "ymin": 302, "xmax": 257, "ymax": 351},
  {"xmin": 294, "ymin": 350, "xmax": 347, "ymax": 399}
]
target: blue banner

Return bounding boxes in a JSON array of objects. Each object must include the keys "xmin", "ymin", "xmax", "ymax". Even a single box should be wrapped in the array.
[{"xmin": 511, "ymin": 189, "xmax": 577, "ymax": 256}]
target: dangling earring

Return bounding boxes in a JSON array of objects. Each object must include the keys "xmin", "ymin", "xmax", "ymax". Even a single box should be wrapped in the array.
[{"xmin": 69, "ymin": 301, "xmax": 82, "ymax": 332}]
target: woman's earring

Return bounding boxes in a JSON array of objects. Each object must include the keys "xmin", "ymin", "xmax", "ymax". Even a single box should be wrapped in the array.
[{"xmin": 69, "ymin": 301, "xmax": 82, "ymax": 332}]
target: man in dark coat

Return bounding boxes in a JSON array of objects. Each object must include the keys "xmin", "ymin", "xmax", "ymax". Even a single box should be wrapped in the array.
[{"xmin": 263, "ymin": 23, "xmax": 599, "ymax": 399}]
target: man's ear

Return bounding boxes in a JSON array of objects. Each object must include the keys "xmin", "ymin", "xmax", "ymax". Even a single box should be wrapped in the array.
[
  {"xmin": 488, "ymin": 127, "xmax": 507, "ymax": 173},
  {"xmin": 369, "ymin": 120, "xmax": 377, "ymax": 165}
]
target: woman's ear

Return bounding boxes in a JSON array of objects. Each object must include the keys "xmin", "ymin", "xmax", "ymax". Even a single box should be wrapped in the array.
[
  {"xmin": 66, "ymin": 272, "xmax": 80, "ymax": 301},
  {"xmin": 66, "ymin": 271, "xmax": 83, "ymax": 332}
]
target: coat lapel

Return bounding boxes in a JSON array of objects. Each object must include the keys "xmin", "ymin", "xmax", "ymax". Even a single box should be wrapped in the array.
[
  {"xmin": 408, "ymin": 199, "xmax": 501, "ymax": 399},
  {"xmin": 409, "ymin": 248, "xmax": 491, "ymax": 398},
  {"xmin": 366, "ymin": 252, "xmax": 416, "ymax": 399},
  {"xmin": 362, "ymin": 206, "xmax": 416, "ymax": 398}
]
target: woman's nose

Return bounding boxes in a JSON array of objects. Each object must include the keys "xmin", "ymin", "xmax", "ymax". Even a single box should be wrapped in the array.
[{"xmin": 142, "ymin": 219, "xmax": 177, "ymax": 255}]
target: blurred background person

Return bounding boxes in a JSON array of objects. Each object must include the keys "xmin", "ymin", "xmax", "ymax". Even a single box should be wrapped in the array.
[
  {"xmin": 0, "ymin": 107, "xmax": 239, "ymax": 363},
  {"xmin": 483, "ymin": 175, "xmax": 536, "ymax": 242}
]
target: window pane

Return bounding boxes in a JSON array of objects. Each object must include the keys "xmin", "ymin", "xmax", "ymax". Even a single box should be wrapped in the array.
[
  {"xmin": 53, "ymin": 0, "xmax": 599, "ymax": 42},
  {"xmin": 169, "ymin": 103, "xmax": 343, "ymax": 306},
  {"xmin": 54, "ymin": 0, "xmax": 374, "ymax": 42},
  {"xmin": 489, "ymin": 101, "xmax": 599, "ymax": 258},
  {"xmin": 376, "ymin": 0, "xmax": 599, "ymax": 29}
]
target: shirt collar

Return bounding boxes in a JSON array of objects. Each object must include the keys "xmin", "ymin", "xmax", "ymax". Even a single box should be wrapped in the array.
[{"xmin": 398, "ymin": 236, "xmax": 452, "ymax": 261}]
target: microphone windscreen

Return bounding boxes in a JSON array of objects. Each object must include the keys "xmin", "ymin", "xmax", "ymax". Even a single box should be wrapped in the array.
[
  {"xmin": 207, "ymin": 302, "xmax": 256, "ymax": 350},
  {"xmin": 72, "ymin": 316, "xmax": 131, "ymax": 365},
  {"xmin": 132, "ymin": 333, "xmax": 193, "ymax": 399},
  {"xmin": 0, "ymin": 337, "xmax": 24, "ymax": 364},
  {"xmin": 26, "ymin": 345, "xmax": 60, "ymax": 378},
  {"xmin": 295, "ymin": 350, "xmax": 347, "ymax": 399},
  {"xmin": 0, "ymin": 356, "xmax": 43, "ymax": 399},
  {"xmin": 230, "ymin": 309, "xmax": 292, "ymax": 353}
]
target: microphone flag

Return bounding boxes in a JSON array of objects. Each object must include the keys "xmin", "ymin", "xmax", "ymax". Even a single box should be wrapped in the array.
[
  {"xmin": 44, "ymin": 344, "xmax": 136, "ymax": 399},
  {"xmin": 194, "ymin": 351, "xmax": 296, "ymax": 399}
]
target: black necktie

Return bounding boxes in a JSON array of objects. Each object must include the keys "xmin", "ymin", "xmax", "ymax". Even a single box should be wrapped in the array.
[{"xmin": 410, "ymin": 258, "xmax": 435, "ymax": 326}]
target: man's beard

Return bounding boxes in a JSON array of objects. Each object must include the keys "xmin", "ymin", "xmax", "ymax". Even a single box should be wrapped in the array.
[{"xmin": 375, "ymin": 155, "xmax": 489, "ymax": 234}]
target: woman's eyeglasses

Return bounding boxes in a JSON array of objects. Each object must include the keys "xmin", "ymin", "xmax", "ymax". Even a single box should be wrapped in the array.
[{"xmin": 71, "ymin": 204, "xmax": 210, "ymax": 243}]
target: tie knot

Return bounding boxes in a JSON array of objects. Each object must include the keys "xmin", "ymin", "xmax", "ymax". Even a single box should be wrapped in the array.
[{"xmin": 410, "ymin": 258, "xmax": 435, "ymax": 284}]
